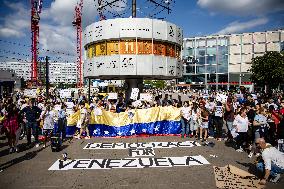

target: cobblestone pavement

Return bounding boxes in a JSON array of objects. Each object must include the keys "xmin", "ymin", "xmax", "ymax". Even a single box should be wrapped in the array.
[{"xmin": 0, "ymin": 135, "xmax": 283, "ymax": 189}]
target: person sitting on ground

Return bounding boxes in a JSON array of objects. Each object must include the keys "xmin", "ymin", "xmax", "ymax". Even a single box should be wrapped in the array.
[{"xmin": 256, "ymin": 138, "xmax": 284, "ymax": 185}]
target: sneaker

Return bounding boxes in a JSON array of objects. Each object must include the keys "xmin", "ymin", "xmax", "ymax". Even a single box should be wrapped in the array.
[
  {"xmin": 270, "ymin": 174, "xmax": 281, "ymax": 183},
  {"xmin": 74, "ymin": 135, "xmax": 81, "ymax": 139},
  {"xmin": 35, "ymin": 143, "xmax": 39, "ymax": 148},
  {"xmin": 236, "ymin": 148, "xmax": 244, "ymax": 153},
  {"xmin": 43, "ymin": 144, "xmax": 46, "ymax": 148},
  {"xmin": 248, "ymin": 152, "xmax": 253, "ymax": 158},
  {"xmin": 85, "ymin": 136, "xmax": 91, "ymax": 139},
  {"xmin": 9, "ymin": 147, "xmax": 14, "ymax": 154},
  {"xmin": 208, "ymin": 136, "xmax": 214, "ymax": 139},
  {"xmin": 15, "ymin": 147, "xmax": 19, "ymax": 153}
]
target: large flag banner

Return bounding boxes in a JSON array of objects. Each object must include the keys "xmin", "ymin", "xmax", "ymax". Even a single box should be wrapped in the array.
[{"xmin": 66, "ymin": 106, "xmax": 182, "ymax": 137}]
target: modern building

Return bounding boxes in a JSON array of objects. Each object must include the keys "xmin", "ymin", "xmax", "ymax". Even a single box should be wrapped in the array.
[
  {"xmin": 182, "ymin": 29, "xmax": 284, "ymax": 89},
  {"xmin": 0, "ymin": 61, "xmax": 77, "ymax": 84},
  {"xmin": 0, "ymin": 69, "xmax": 21, "ymax": 98}
]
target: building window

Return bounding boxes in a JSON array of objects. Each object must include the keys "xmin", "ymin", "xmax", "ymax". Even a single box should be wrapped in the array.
[
  {"xmin": 207, "ymin": 55, "xmax": 216, "ymax": 65},
  {"xmin": 218, "ymin": 38, "xmax": 228, "ymax": 46},
  {"xmin": 281, "ymin": 41, "xmax": 284, "ymax": 52},
  {"xmin": 207, "ymin": 38, "xmax": 217, "ymax": 47},
  {"xmin": 206, "ymin": 47, "xmax": 216, "ymax": 55},
  {"xmin": 196, "ymin": 39, "xmax": 206, "ymax": 47},
  {"xmin": 218, "ymin": 46, "xmax": 228, "ymax": 55},
  {"xmin": 196, "ymin": 47, "xmax": 206, "ymax": 57}
]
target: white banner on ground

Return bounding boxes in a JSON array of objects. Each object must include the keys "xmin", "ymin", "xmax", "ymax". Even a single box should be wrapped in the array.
[
  {"xmin": 108, "ymin": 93, "xmax": 118, "ymax": 100},
  {"xmin": 48, "ymin": 155, "xmax": 210, "ymax": 170},
  {"xmin": 24, "ymin": 89, "xmax": 37, "ymax": 98},
  {"xmin": 84, "ymin": 141, "xmax": 201, "ymax": 150},
  {"xmin": 60, "ymin": 89, "xmax": 71, "ymax": 98},
  {"xmin": 139, "ymin": 93, "xmax": 152, "ymax": 101}
]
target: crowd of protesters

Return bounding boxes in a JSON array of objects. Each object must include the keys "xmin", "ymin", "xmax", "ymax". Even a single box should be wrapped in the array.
[{"xmin": 0, "ymin": 87, "xmax": 283, "ymax": 184}]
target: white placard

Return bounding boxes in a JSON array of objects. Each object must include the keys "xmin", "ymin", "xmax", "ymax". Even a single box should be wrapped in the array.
[
  {"xmin": 139, "ymin": 93, "xmax": 152, "ymax": 101},
  {"xmin": 84, "ymin": 141, "xmax": 201, "ymax": 150},
  {"xmin": 24, "ymin": 89, "xmax": 37, "ymax": 98},
  {"xmin": 60, "ymin": 89, "xmax": 71, "ymax": 98},
  {"xmin": 48, "ymin": 155, "xmax": 210, "ymax": 170},
  {"xmin": 65, "ymin": 102, "xmax": 74, "ymax": 109},
  {"xmin": 108, "ymin": 93, "xmax": 118, "ymax": 100},
  {"xmin": 130, "ymin": 88, "xmax": 139, "ymax": 100}
]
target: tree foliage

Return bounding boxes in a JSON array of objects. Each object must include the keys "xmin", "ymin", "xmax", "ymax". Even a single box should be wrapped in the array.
[
  {"xmin": 249, "ymin": 51, "xmax": 284, "ymax": 88},
  {"xmin": 144, "ymin": 80, "xmax": 165, "ymax": 89}
]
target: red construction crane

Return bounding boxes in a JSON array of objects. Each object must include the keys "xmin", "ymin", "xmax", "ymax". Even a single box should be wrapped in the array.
[
  {"xmin": 30, "ymin": 0, "xmax": 43, "ymax": 85},
  {"xmin": 72, "ymin": 0, "xmax": 84, "ymax": 88}
]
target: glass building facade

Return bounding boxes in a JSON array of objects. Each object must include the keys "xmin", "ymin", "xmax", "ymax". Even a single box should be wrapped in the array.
[{"xmin": 181, "ymin": 29, "xmax": 284, "ymax": 89}]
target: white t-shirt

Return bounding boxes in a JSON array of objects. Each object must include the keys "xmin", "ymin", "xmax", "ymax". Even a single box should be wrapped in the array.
[
  {"xmin": 41, "ymin": 111, "xmax": 55, "ymax": 130},
  {"xmin": 214, "ymin": 106, "xmax": 223, "ymax": 117},
  {"xmin": 181, "ymin": 106, "xmax": 191, "ymax": 120},
  {"xmin": 262, "ymin": 145, "xmax": 284, "ymax": 170},
  {"xmin": 233, "ymin": 114, "xmax": 249, "ymax": 133},
  {"xmin": 254, "ymin": 114, "xmax": 267, "ymax": 127},
  {"xmin": 206, "ymin": 102, "xmax": 215, "ymax": 114},
  {"xmin": 191, "ymin": 109, "xmax": 200, "ymax": 121}
]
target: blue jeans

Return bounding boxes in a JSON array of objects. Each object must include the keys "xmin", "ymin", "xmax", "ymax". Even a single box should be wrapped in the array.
[
  {"xmin": 181, "ymin": 118, "xmax": 190, "ymax": 136},
  {"xmin": 26, "ymin": 122, "xmax": 38, "ymax": 144},
  {"xmin": 256, "ymin": 162, "xmax": 284, "ymax": 177}
]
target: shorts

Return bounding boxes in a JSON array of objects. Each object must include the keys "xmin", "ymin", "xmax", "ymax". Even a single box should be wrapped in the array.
[
  {"xmin": 200, "ymin": 122, "xmax": 208, "ymax": 129},
  {"xmin": 81, "ymin": 123, "xmax": 88, "ymax": 130},
  {"xmin": 190, "ymin": 120, "xmax": 199, "ymax": 131},
  {"xmin": 43, "ymin": 129, "xmax": 53, "ymax": 136}
]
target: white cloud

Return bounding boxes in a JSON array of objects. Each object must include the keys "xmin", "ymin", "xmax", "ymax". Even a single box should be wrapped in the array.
[
  {"xmin": 0, "ymin": 0, "xmax": 128, "ymax": 61},
  {"xmin": 215, "ymin": 17, "xmax": 269, "ymax": 35},
  {"xmin": 0, "ymin": 28, "xmax": 24, "ymax": 38},
  {"xmin": 197, "ymin": 0, "xmax": 284, "ymax": 16},
  {"xmin": 0, "ymin": 1, "xmax": 29, "ymax": 38}
]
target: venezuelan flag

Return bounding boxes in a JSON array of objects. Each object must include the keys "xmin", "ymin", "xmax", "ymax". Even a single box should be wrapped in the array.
[{"xmin": 66, "ymin": 106, "xmax": 181, "ymax": 137}]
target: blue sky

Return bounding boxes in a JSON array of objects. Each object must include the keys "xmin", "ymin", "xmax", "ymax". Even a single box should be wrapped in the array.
[{"xmin": 0, "ymin": 0, "xmax": 283, "ymax": 63}]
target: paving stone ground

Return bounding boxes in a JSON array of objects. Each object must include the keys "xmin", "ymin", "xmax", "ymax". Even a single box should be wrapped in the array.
[{"xmin": 0, "ymin": 135, "xmax": 283, "ymax": 189}]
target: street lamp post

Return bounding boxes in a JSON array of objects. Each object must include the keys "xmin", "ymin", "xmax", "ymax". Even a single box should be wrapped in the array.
[
  {"xmin": 45, "ymin": 56, "xmax": 49, "ymax": 98},
  {"xmin": 239, "ymin": 35, "xmax": 243, "ymax": 87}
]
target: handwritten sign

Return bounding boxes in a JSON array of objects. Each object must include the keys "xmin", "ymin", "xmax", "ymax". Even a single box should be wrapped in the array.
[
  {"xmin": 24, "ymin": 89, "xmax": 37, "ymax": 98},
  {"xmin": 108, "ymin": 93, "xmax": 118, "ymax": 100}
]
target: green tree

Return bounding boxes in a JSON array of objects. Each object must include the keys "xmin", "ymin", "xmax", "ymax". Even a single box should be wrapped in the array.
[
  {"xmin": 143, "ymin": 80, "xmax": 166, "ymax": 89},
  {"xmin": 249, "ymin": 51, "xmax": 284, "ymax": 91}
]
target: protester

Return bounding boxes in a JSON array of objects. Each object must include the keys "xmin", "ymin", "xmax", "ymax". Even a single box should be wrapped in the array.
[
  {"xmin": 199, "ymin": 102, "xmax": 209, "ymax": 142},
  {"xmin": 41, "ymin": 104, "xmax": 55, "ymax": 148},
  {"xmin": 233, "ymin": 107, "xmax": 249, "ymax": 152},
  {"xmin": 57, "ymin": 104, "xmax": 67, "ymax": 140},
  {"xmin": 75, "ymin": 102, "xmax": 90, "ymax": 139},
  {"xmin": 3, "ymin": 104, "xmax": 20, "ymax": 153},
  {"xmin": 180, "ymin": 101, "xmax": 191, "ymax": 138},
  {"xmin": 224, "ymin": 97, "xmax": 235, "ymax": 141},
  {"xmin": 20, "ymin": 99, "xmax": 42, "ymax": 148},
  {"xmin": 256, "ymin": 138, "xmax": 284, "ymax": 184},
  {"xmin": 214, "ymin": 100, "xmax": 224, "ymax": 141}
]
